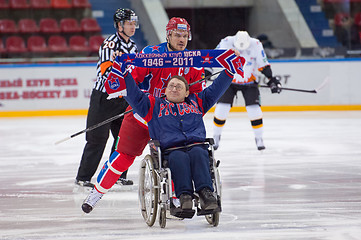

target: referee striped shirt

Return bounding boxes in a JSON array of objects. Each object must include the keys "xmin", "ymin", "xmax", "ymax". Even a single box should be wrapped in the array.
[{"xmin": 94, "ymin": 32, "xmax": 138, "ymax": 92}]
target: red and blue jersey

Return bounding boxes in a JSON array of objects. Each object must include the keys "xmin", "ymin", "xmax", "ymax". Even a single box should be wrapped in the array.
[
  {"xmin": 127, "ymin": 42, "xmax": 205, "ymax": 97},
  {"xmin": 123, "ymin": 70, "xmax": 233, "ymax": 150}
]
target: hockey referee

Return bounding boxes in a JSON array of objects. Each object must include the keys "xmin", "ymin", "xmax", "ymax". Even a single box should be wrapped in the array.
[{"xmin": 75, "ymin": 8, "xmax": 139, "ymax": 188}]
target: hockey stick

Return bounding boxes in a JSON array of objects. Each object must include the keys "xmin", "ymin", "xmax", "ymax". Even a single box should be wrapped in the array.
[
  {"xmin": 259, "ymin": 76, "xmax": 330, "ymax": 94},
  {"xmin": 55, "ymin": 109, "xmax": 133, "ymax": 145},
  {"xmin": 259, "ymin": 85, "xmax": 317, "ymax": 93},
  {"xmin": 54, "ymin": 70, "xmax": 223, "ymax": 145}
]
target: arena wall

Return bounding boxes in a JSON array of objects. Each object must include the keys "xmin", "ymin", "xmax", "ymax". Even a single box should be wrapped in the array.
[{"xmin": 1, "ymin": 59, "xmax": 361, "ymax": 117}]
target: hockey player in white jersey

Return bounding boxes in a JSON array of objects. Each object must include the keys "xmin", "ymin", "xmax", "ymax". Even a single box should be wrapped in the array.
[{"xmin": 213, "ymin": 31, "xmax": 281, "ymax": 150}]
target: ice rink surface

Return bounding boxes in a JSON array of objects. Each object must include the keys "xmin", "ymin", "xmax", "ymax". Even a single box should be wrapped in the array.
[{"xmin": 1, "ymin": 111, "xmax": 361, "ymax": 240}]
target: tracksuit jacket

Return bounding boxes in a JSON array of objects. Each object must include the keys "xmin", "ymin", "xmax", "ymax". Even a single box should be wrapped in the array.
[{"xmin": 123, "ymin": 69, "xmax": 233, "ymax": 150}]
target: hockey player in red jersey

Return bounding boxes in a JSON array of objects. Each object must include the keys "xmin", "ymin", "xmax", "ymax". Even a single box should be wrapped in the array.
[{"xmin": 82, "ymin": 17, "xmax": 206, "ymax": 213}]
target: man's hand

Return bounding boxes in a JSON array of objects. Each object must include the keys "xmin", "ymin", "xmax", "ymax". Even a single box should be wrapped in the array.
[
  {"xmin": 104, "ymin": 57, "xmax": 129, "ymax": 99},
  {"xmin": 112, "ymin": 50, "xmax": 122, "ymax": 62},
  {"xmin": 267, "ymin": 77, "xmax": 282, "ymax": 94}
]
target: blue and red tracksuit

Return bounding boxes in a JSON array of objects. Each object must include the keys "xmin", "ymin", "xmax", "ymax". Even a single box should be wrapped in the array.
[{"xmin": 123, "ymin": 69, "xmax": 233, "ymax": 197}]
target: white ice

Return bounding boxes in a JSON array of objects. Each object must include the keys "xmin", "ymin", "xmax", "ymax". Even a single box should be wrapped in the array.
[{"xmin": 1, "ymin": 111, "xmax": 361, "ymax": 240}]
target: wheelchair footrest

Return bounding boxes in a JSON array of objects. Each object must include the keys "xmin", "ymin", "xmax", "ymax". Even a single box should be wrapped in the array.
[
  {"xmin": 196, "ymin": 206, "xmax": 222, "ymax": 216},
  {"xmin": 170, "ymin": 207, "xmax": 196, "ymax": 219}
]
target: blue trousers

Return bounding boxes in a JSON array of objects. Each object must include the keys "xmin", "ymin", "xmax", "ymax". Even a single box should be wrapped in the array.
[{"xmin": 166, "ymin": 145, "xmax": 214, "ymax": 198}]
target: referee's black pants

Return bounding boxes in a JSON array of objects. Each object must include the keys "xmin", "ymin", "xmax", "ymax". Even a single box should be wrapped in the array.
[{"xmin": 76, "ymin": 89, "xmax": 129, "ymax": 182}]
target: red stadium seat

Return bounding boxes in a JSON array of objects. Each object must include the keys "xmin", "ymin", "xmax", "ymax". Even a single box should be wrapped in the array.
[
  {"xmin": 9, "ymin": 0, "xmax": 30, "ymax": 9},
  {"xmin": 88, "ymin": 35, "xmax": 103, "ymax": 53},
  {"xmin": 354, "ymin": 12, "xmax": 361, "ymax": 28},
  {"xmin": 72, "ymin": 0, "xmax": 91, "ymax": 8},
  {"xmin": 51, "ymin": 0, "xmax": 71, "ymax": 8},
  {"xmin": 30, "ymin": 0, "xmax": 51, "ymax": 9},
  {"xmin": 0, "ymin": 0, "xmax": 9, "ymax": 9},
  {"xmin": 18, "ymin": 19, "xmax": 40, "ymax": 34},
  {"xmin": 27, "ymin": 35, "xmax": 48, "ymax": 54},
  {"xmin": 81, "ymin": 18, "xmax": 101, "ymax": 34},
  {"xmin": 334, "ymin": 13, "xmax": 350, "ymax": 26},
  {"xmin": 48, "ymin": 35, "xmax": 69, "ymax": 53},
  {"xmin": 0, "ymin": 38, "xmax": 6, "ymax": 56},
  {"xmin": 60, "ymin": 18, "xmax": 81, "ymax": 34},
  {"xmin": 0, "ymin": 19, "xmax": 18, "ymax": 35},
  {"xmin": 69, "ymin": 35, "xmax": 89, "ymax": 53},
  {"xmin": 6, "ymin": 36, "xmax": 28, "ymax": 54},
  {"xmin": 39, "ymin": 18, "xmax": 61, "ymax": 34}
]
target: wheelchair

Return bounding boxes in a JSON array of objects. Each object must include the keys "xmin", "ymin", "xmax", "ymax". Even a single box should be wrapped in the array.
[{"xmin": 138, "ymin": 138, "xmax": 222, "ymax": 228}]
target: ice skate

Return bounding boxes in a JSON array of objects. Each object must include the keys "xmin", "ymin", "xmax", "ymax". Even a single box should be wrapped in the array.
[
  {"xmin": 255, "ymin": 137, "xmax": 266, "ymax": 151},
  {"xmin": 82, "ymin": 188, "xmax": 103, "ymax": 214},
  {"xmin": 213, "ymin": 135, "xmax": 221, "ymax": 150},
  {"xmin": 75, "ymin": 180, "xmax": 94, "ymax": 188},
  {"xmin": 116, "ymin": 177, "xmax": 134, "ymax": 186}
]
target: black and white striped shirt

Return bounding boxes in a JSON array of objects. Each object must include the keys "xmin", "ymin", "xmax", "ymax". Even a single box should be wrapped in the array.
[{"xmin": 94, "ymin": 32, "xmax": 138, "ymax": 92}]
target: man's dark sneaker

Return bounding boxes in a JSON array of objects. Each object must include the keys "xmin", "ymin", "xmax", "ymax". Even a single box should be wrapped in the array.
[
  {"xmin": 75, "ymin": 180, "xmax": 94, "ymax": 188},
  {"xmin": 198, "ymin": 188, "xmax": 218, "ymax": 210},
  {"xmin": 116, "ymin": 178, "xmax": 134, "ymax": 185},
  {"xmin": 179, "ymin": 194, "xmax": 193, "ymax": 210}
]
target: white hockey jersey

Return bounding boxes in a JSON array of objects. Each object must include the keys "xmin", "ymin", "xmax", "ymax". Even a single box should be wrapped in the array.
[{"xmin": 216, "ymin": 35, "xmax": 270, "ymax": 85}]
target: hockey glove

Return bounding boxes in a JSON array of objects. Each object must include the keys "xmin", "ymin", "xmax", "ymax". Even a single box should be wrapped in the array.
[
  {"xmin": 105, "ymin": 58, "xmax": 129, "ymax": 99},
  {"xmin": 267, "ymin": 77, "xmax": 282, "ymax": 94}
]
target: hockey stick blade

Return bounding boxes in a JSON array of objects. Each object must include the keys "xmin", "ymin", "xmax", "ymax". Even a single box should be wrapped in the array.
[
  {"xmin": 259, "ymin": 85, "xmax": 317, "ymax": 93},
  {"xmin": 314, "ymin": 76, "xmax": 330, "ymax": 93}
]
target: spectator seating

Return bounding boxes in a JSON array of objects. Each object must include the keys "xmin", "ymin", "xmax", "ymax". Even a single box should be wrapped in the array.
[
  {"xmin": 88, "ymin": 35, "xmax": 103, "ymax": 55},
  {"xmin": 334, "ymin": 12, "xmax": 350, "ymax": 26},
  {"xmin": 354, "ymin": 12, "xmax": 361, "ymax": 29},
  {"xmin": 18, "ymin": 18, "xmax": 40, "ymax": 35},
  {"xmin": 69, "ymin": 35, "xmax": 89, "ymax": 55},
  {"xmin": 30, "ymin": 0, "xmax": 51, "ymax": 9},
  {"xmin": 30, "ymin": 0, "xmax": 51, "ymax": 20},
  {"xmin": 51, "ymin": 0, "xmax": 71, "ymax": 9},
  {"xmin": 81, "ymin": 18, "xmax": 101, "ymax": 36},
  {"xmin": 72, "ymin": 0, "xmax": 91, "ymax": 8},
  {"xmin": 9, "ymin": 0, "xmax": 31, "ymax": 20},
  {"xmin": 0, "ymin": 0, "xmax": 102, "ymax": 59},
  {"xmin": 0, "ymin": 19, "xmax": 18, "ymax": 35},
  {"xmin": 9, "ymin": 0, "xmax": 30, "ymax": 9},
  {"xmin": 27, "ymin": 35, "xmax": 48, "ymax": 55},
  {"xmin": 6, "ymin": 36, "xmax": 28, "ymax": 56},
  {"xmin": 0, "ymin": 38, "xmax": 6, "ymax": 57},
  {"xmin": 0, "ymin": 0, "xmax": 8, "ymax": 8},
  {"xmin": 39, "ymin": 18, "xmax": 61, "ymax": 35},
  {"xmin": 48, "ymin": 35, "xmax": 69, "ymax": 55},
  {"xmin": 60, "ymin": 18, "xmax": 81, "ymax": 34}
]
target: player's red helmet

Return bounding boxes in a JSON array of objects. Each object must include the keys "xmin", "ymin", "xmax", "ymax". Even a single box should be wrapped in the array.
[{"xmin": 166, "ymin": 17, "xmax": 192, "ymax": 40}]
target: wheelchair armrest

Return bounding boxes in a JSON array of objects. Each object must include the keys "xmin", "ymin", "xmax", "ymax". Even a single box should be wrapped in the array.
[
  {"xmin": 148, "ymin": 139, "xmax": 161, "ymax": 147},
  {"xmin": 205, "ymin": 138, "xmax": 214, "ymax": 145}
]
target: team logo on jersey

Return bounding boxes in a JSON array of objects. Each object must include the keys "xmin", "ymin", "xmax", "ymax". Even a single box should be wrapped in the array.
[
  {"xmin": 201, "ymin": 53, "xmax": 213, "ymax": 64},
  {"xmin": 150, "ymin": 45, "xmax": 160, "ymax": 52},
  {"xmin": 107, "ymin": 76, "xmax": 120, "ymax": 90},
  {"xmin": 184, "ymin": 67, "xmax": 190, "ymax": 75}
]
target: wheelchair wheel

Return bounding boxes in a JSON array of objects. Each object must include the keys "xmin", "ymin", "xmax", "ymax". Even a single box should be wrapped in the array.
[
  {"xmin": 139, "ymin": 155, "xmax": 159, "ymax": 227},
  {"xmin": 205, "ymin": 212, "xmax": 219, "ymax": 227},
  {"xmin": 159, "ymin": 205, "xmax": 167, "ymax": 228}
]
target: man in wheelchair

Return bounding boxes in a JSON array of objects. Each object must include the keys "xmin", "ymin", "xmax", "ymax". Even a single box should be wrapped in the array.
[{"xmin": 82, "ymin": 50, "xmax": 243, "ymax": 216}]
